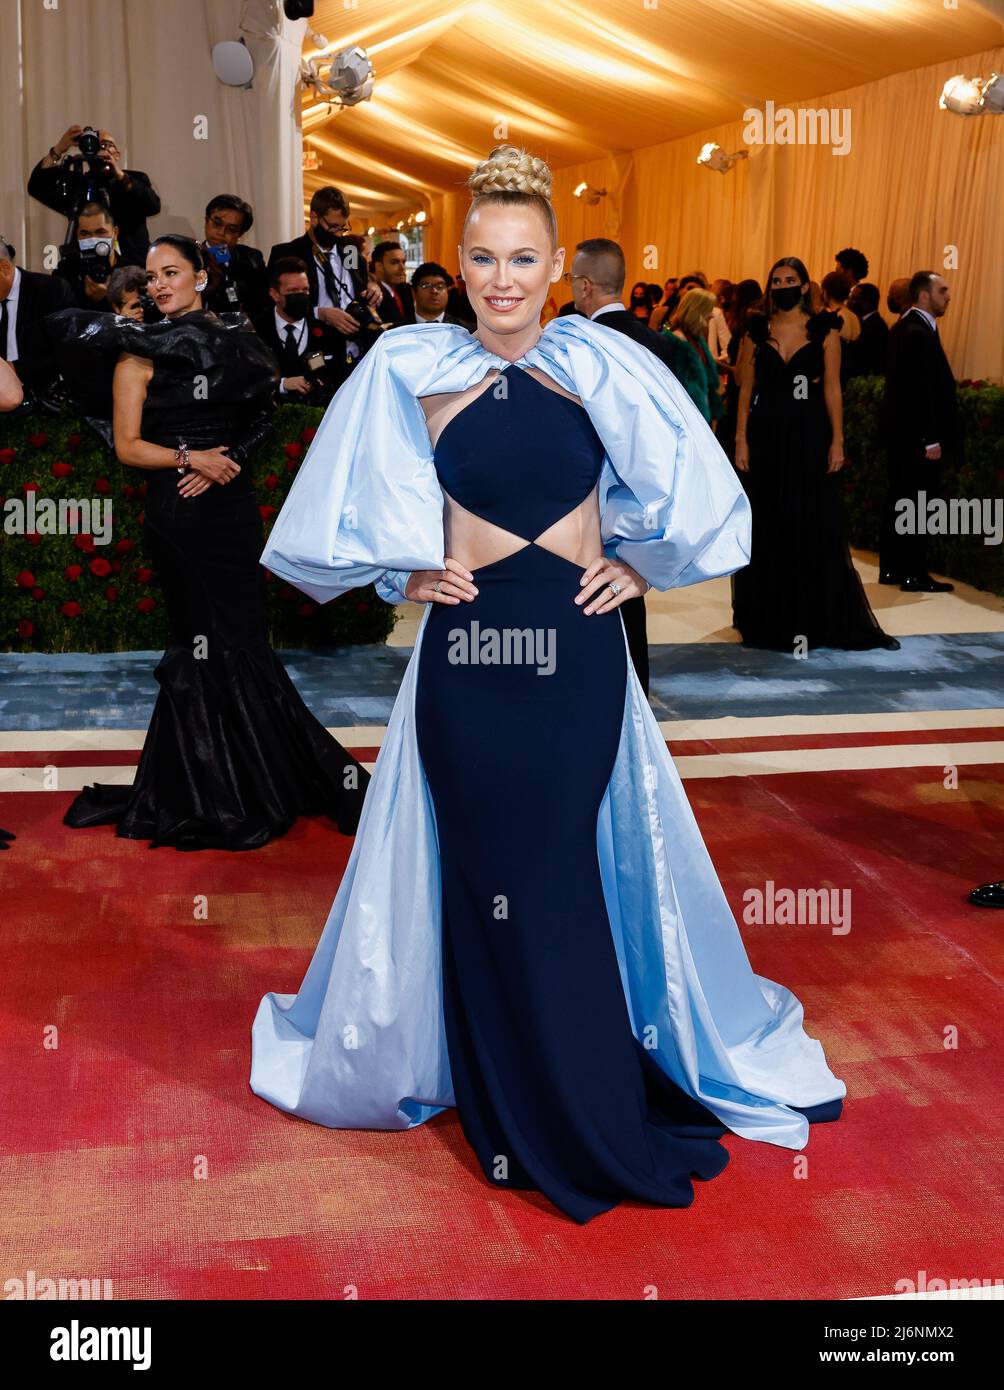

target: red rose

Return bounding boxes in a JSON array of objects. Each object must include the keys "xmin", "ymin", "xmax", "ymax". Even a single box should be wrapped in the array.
[
  {"xmin": 66, "ymin": 433, "xmax": 82, "ymax": 449},
  {"xmin": 136, "ymin": 567, "xmax": 154, "ymax": 584},
  {"xmin": 89, "ymin": 557, "xmax": 112, "ymax": 577},
  {"xmin": 31, "ymin": 587, "xmax": 44, "ymax": 601},
  {"xmin": 115, "ymin": 538, "xmax": 135, "ymax": 554},
  {"xmin": 25, "ymin": 532, "xmax": 41, "ymax": 546},
  {"xmin": 258, "ymin": 504, "xmax": 277, "ymax": 521},
  {"xmin": 73, "ymin": 533, "xmax": 96, "ymax": 552},
  {"xmin": 51, "ymin": 460, "xmax": 72, "ymax": 478},
  {"xmin": 111, "ymin": 560, "xmax": 121, "ymax": 573},
  {"xmin": 138, "ymin": 482, "xmax": 148, "ymax": 497},
  {"xmin": 105, "ymin": 585, "xmax": 119, "ymax": 601},
  {"xmin": 264, "ymin": 473, "xmax": 279, "ymax": 490},
  {"xmin": 137, "ymin": 597, "xmax": 157, "ymax": 614},
  {"xmin": 95, "ymin": 477, "xmax": 111, "ymax": 494},
  {"xmin": 284, "ymin": 442, "xmax": 304, "ymax": 460},
  {"xmin": 17, "ymin": 619, "xmax": 33, "ymax": 639},
  {"xmin": 61, "ymin": 600, "xmax": 82, "ymax": 618},
  {"xmin": 64, "ymin": 564, "xmax": 83, "ymax": 582},
  {"xmin": 298, "ymin": 602, "xmax": 315, "ymax": 618},
  {"xmin": 0, "ymin": 447, "xmax": 16, "ymax": 465},
  {"xmin": 311, "ymin": 326, "xmax": 323, "ymax": 338},
  {"xmin": 28, "ymin": 432, "xmax": 48, "ymax": 448},
  {"xmin": 22, "ymin": 481, "xmax": 38, "ymax": 493},
  {"xmin": 123, "ymin": 484, "xmax": 137, "ymax": 500},
  {"xmin": 15, "ymin": 570, "xmax": 35, "ymax": 589},
  {"xmin": 301, "ymin": 427, "xmax": 316, "ymax": 444},
  {"xmin": 137, "ymin": 511, "xmax": 144, "ymax": 525},
  {"xmin": 286, "ymin": 458, "xmax": 298, "ymax": 474}
]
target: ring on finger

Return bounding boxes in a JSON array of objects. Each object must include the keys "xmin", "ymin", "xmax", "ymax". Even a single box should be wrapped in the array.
[{"xmin": 607, "ymin": 581, "xmax": 622, "ymax": 596}]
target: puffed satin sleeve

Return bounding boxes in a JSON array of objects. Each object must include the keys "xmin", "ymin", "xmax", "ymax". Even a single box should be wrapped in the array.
[
  {"xmin": 529, "ymin": 316, "xmax": 751, "ymax": 591},
  {"xmin": 259, "ymin": 330, "xmax": 446, "ymax": 604}
]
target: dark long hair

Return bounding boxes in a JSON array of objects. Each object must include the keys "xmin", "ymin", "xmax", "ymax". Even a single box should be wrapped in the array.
[
  {"xmin": 729, "ymin": 278, "xmax": 763, "ymax": 335},
  {"xmin": 764, "ymin": 256, "xmax": 812, "ymax": 318}
]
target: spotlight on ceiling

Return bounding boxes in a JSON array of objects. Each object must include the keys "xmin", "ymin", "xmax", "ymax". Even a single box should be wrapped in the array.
[
  {"xmin": 573, "ymin": 182, "xmax": 607, "ymax": 205},
  {"xmin": 939, "ymin": 72, "xmax": 1004, "ymax": 115},
  {"xmin": 696, "ymin": 143, "xmax": 749, "ymax": 174},
  {"xmin": 415, "ymin": 210, "xmax": 427, "ymax": 224},
  {"xmin": 301, "ymin": 45, "xmax": 375, "ymax": 108}
]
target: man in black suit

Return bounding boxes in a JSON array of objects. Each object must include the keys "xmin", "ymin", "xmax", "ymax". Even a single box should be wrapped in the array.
[
  {"xmin": 564, "ymin": 237, "xmax": 684, "ymax": 695},
  {"xmin": 879, "ymin": 270, "xmax": 958, "ymax": 593},
  {"xmin": 0, "ymin": 236, "xmax": 75, "ymax": 395},
  {"xmin": 28, "ymin": 126, "xmax": 160, "ymax": 267},
  {"xmin": 371, "ymin": 242, "xmax": 416, "ymax": 326},
  {"xmin": 200, "ymin": 194, "xmax": 268, "ymax": 320},
  {"xmin": 847, "ymin": 281, "xmax": 890, "ymax": 376},
  {"xmin": 252, "ymin": 256, "xmax": 350, "ymax": 404},
  {"xmin": 410, "ymin": 262, "xmax": 467, "ymax": 325},
  {"xmin": 268, "ymin": 186, "xmax": 384, "ymax": 374}
]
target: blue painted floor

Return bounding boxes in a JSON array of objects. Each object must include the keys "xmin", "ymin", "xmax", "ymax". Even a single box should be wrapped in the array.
[{"xmin": 3, "ymin": 632, "xmax": 1004, "ymax": 730}]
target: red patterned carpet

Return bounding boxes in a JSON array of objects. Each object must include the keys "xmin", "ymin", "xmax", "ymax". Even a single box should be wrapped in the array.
[{"xmin": 2, "ymin": 754, "xmax": 1003, "ymax": 1299}]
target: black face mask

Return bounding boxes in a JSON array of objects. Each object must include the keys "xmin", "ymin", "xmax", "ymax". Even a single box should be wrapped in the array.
[
  {"xmin": 282, "ymin": 292, "xmax": 311, "ymax": 321},
  {"xmin": 312, "ymin": 225, "xmax": 336, "ymax": 250},
  {"xmin": 772, "ymin": 285, "xmax": 803, "ymax": 311}
]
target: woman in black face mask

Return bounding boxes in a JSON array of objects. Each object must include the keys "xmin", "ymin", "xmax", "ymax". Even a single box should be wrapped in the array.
[{"xmin": 730, "ymin": 255, "xmax": 899, "ymax": 653}]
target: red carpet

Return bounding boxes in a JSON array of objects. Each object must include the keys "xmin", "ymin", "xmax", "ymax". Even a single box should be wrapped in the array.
[{"xmin": 2, "ymin": 759, "xmax": 1003, "ymax": 1299}]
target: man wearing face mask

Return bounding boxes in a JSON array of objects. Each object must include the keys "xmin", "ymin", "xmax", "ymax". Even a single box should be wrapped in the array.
[
  {"xmin": 268, "ymin": 186, "xmax": 383, "ymax": 376},
  {"xmin": 52, "ymin": 199, "xmax": 121, "ymax": 310},
  {"xmin": 253, "ymin": 257, "xmax": 344, "ymax": 403}
]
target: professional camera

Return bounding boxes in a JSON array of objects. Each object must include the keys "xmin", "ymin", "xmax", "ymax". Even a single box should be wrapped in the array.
[
  {"xmin": 345, "ymin": 298, "xmax": 391, "ymax": 334},
  {"xmin": 76, "ymin": 126, "xmax": 103, "ymax": 158},
  {"xmin": 58, "ymin": 235, "xmax": 115, "ymax": 284}
]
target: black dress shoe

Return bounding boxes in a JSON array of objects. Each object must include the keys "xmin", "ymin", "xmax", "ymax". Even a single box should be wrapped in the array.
[
  {"xmin": 877, "ymin": 636, "xmax": 901, "ymax": 650},
  {"xmin": 900, "ymin": 575, "xmax": 954, "ymax": 593},
  {"xmin": 878, "ymin": 571, "xmax": 903, "ymax": 585},
  {"xmin": 969, "ymin": 880, "xmax": 1004, "ymax": 908}
]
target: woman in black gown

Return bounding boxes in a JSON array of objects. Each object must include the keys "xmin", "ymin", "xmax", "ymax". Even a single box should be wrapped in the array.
[
  {"xmin": 731, "ymin": 255, "xmax": 899, "ymax": 652},
  {"xmin": 52, "ymin": 236, "xmax": 368, "ymax": 850}
]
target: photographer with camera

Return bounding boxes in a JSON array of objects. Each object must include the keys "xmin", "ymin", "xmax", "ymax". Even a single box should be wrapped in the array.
[
  {"xmin": 106, "ymin": 265, "xmax": 156, "ymax": 321},
  {"xmin": 252, "ymin": 256, "xmax": 346, "ymax": 403},
  {"xmin": 53, "ymin": 199, "xmax": 121, "ymax": 310},
  {"xmin": 28, "ymin": 125, "xmax": 160, "ymax": 266},
  {"xmin": 200, "ymin": 194, "xmax": 268, "ymax": 319},
  {"xmin": 268, "ymin": 186, "xmax": 384, "ymax": 376}
]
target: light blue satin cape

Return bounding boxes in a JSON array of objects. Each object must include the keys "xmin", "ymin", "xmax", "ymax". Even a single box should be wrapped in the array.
[{"xmin": 250, "ymin": 315, "xmax": 846, "ymax": 1147}]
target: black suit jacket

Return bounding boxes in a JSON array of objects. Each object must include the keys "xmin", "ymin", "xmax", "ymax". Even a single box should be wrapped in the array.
[
  {"xmin": 267, "ymin": 233, "xmax": 367, "ymax": 311},
  {"xmin": 587, "ymin": 307, "xmax": 678, "ymax": 375},
  {"xmin": 882, "ymin": 309, "xmax": 959, "ymax": 455},
  {"xmin": 855, "ymin": 311, "xmax": 890, "ymax": 377},
  {"xmin": 377, "ymin": 281, "xmax": 415, "ymax": 326},
  {"xmin": 8, "ymin": 269, "xmax": 76, "ymax": 388},
  {"xmin": 204, "ymin": 242, "xmax": 268, "ymax": 320},
  {"xmin": 251, "ymin": 305, "xmax": 353, "ymax": 400}
]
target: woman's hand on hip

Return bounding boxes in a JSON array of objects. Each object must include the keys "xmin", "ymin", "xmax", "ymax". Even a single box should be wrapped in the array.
[
  {"xmin": 576, "ymin": 556, "xmax": 649, "ymax": 615},
  {"xmin": 405, "ymin": 557, "xmax": 478, "ymax": 604}
]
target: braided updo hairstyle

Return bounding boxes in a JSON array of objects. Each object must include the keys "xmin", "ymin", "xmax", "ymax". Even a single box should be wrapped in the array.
[{"xmin": 462, "ymin": 143, "xmax": 558, "ymax": 250}]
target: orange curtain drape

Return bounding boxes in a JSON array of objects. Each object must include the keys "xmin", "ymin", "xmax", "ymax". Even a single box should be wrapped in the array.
[{"xmin": 425, "ymin": 44, "xmax": 1004, "ymax": 380}]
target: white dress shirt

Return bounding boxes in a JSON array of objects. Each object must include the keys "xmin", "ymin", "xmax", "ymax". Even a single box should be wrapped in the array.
[
  {"xmin": 1, "ymin": 265, "xmax": 22, "ymax": 361},
  {"xmin": 590, "ymin": 301, "xmax": 626, "ymax": 320}
]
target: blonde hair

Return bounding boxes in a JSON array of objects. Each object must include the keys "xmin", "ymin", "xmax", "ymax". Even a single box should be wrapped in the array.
[
  {"xmin": 462, "ymin": 143, "xmax": 558, "ymax": 250},
  {"xmin": 671, "ymin": 287, "xmax": 716, "ymax": 336}
]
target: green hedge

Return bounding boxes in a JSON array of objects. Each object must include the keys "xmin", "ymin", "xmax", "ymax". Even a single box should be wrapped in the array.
[
  {"xmin": 0, "ymin": 403, "xmax": 397, "ymax": 653},
  {"xmin": 843, "ymin": 376, "xmax": 1004, "ymax": 593},
  {"xmin": 4, "ymin": 383, "xmax": 1002, "ymax": 653}
]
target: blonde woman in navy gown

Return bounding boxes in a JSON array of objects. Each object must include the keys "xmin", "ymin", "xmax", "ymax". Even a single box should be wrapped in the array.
[{"xmin": 250, "ymin": 146, "xmax": 845, "ymax": 1224}]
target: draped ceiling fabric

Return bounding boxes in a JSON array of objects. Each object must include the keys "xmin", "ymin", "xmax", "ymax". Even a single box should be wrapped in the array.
[
  {"xmin": 2, "ymin": 0, "xmax": 305, "ymax": 276},
  {"xmin": 303, "ymin": 0, "xmax": 1004, "ymax": 380}
]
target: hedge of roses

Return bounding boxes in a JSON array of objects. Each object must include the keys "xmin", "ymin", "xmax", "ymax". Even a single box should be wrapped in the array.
[
  {"xmin": 842, "ymin": 376, "xmax": 1004, "ymax": 593},
  {"xmin": 0, "ymin": 402, "xmax": 396, "ymax": 652}
]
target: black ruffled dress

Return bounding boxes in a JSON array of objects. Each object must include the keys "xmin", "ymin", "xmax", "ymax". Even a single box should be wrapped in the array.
[{"xmin": 47, "ymin": 308, "xmax": 368, "ymax": 849}]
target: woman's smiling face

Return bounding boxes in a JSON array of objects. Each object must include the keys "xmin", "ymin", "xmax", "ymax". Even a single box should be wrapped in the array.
[{"xmin": 458, "ymin": 203, "xmax": 564, "ymax": 336}]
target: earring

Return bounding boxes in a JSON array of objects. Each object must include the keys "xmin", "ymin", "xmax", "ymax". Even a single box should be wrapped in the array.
[{"xmin": 195, "ymin": 278, "xmax": 208, "ymax": 291}]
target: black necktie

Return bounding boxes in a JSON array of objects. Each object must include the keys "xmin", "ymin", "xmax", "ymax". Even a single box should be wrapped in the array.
[
  {"xmin": 282, "ymin": 323, "xmax": 300, "ymax": 371},
  {"xmin": 0, "ymin": 297, "xmax": 9, "ymax": 361},
  {"xmin": 317, "ymin": 249, "xmax": 341, "ymax": 305}
]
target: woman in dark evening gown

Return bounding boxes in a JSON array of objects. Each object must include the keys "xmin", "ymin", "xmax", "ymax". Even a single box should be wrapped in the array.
[
  {"xmin": 250, "ymin": 148, "xmax": 846, "ymax": 1226},
  {"xmin": 49, "ymin": 236, "xmax": 367, "ymax": 850},
  {"xmin": 731, "ymin": 255, "xmax": 899, "ymax": 653}
]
